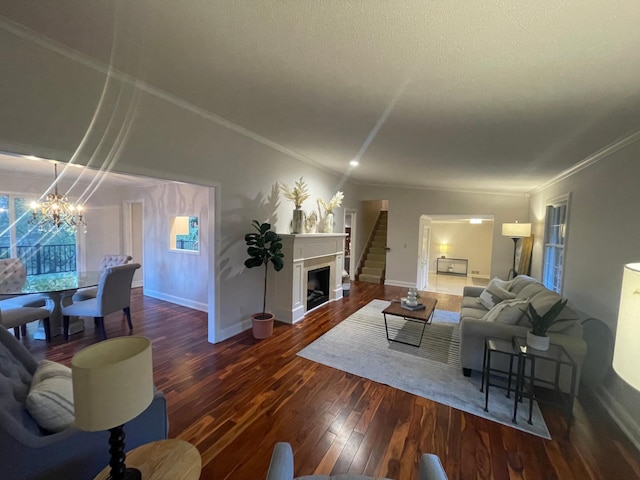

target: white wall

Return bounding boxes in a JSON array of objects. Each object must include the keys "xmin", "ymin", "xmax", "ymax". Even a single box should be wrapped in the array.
[
  {"xmin": 429, "ymin": 222, "xmax": 494, "ymax": 277},
  {"xmin": 529, "ymin": 140, "xmax": 640, "ymax": 450},
  {"xmin": 358, "ymin": 185, "xmax": 529, "ymax": 286},
  {"xmin": 0, "ymin": 32, "xmax": 358, "ymax": 343},
  {"xmin": 120, "ymin": 182, "xmax": 211, "ymax": 312}
]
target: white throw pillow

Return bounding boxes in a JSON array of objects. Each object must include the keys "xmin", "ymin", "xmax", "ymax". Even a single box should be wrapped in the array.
[
  {"xmin": 26, "ymin": 366, "xmax": 74, "ymax": 433},
  {"xmin": 32, "ymin": 360, "xmax": 72, "ymax": 384},
  {"xmin": 483, "ymin": 298, "xmax": 529, "ymax": 325},
  {"xmin": 478, "ymin": 278, "xmax": 516, "ymax": 310}
]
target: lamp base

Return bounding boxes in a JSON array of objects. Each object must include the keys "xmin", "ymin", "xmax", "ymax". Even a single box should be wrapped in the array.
[
  {"xmin": 108, "ymin": 425, "xmax": 141, "ymax": 480},
  {"xmin": 109, "ymin": 468, "xmax": 141, "ymax": 480}
]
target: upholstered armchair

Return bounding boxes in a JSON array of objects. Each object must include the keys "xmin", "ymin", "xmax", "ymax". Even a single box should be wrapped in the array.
[
  {"xmin": 0, "ymin": 326, "xmax": 168, "ymax": 480},
  {"xmin": 0, "ymin": 258, "xmax": 47, "ymax": 309},
  {"xmin": 266, "ymin": 442, "xmax": 448, "ymax": 480},
  {"xmin": 72, "ymin": 254, "xmax": 133, "ymax": 301},
  {"xmin": 62, "ymin": 263, "xmax": 141, "ymax": 340}
]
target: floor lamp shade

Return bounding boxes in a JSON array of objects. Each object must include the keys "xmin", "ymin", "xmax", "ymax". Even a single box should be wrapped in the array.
[
  {"xmin": 72, "ymin": 336, "xmax": 154, "ymax": 431},
  {"xmin": 501, "ymin": 222, "xmax": 531, "ymax": 238},
  {"xmin": 613, "ymin": 263, "xmax": 640, "ymax": 390}
]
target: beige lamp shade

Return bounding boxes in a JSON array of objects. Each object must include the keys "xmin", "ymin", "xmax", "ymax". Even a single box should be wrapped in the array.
[
  {"xmin": 439, "ymin": 244, "xmax": 448, "ymax": 255},
  {"xmin": 502, "ymin": 222, "xmax": 531, "ymax": 238},
  {"xmin": 613, "ymin": 263, "xmax": 640, "ymax": 390},
  {"xmin": 72, "ymin": 336, "xmax": 154, "ymax": 432}
]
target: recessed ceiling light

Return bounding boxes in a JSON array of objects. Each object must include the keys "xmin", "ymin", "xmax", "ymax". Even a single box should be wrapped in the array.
[
  {"xmin": 349, "ymin": 160, "xmax": 359, "ymax": 167},
  {"xmin": 470, "ymin": 218, "xmax": 483, "ymax": 224}
]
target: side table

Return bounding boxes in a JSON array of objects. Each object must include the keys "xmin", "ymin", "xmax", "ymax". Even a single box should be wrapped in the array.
[
  {"xmin": 94, "ymin": 439, "xmax": 201, "ymax": 480},
  {"xmin": 512, "ymin": 336, "xmax": 578, "ymax": 436},
  {"xmin": 480, "ymin": 337, "xmax": 519, "ymax": 413}
]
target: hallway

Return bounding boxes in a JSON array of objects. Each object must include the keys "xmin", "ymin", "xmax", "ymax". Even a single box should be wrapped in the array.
[{"xmin": 423, "ymin": 273, "xmax": 489, "ymax": 295}]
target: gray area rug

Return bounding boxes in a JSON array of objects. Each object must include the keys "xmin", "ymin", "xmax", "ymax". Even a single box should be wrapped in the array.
[{"xmin": 298, "ymin": 299, "xmax": 550, "ymax": 439}]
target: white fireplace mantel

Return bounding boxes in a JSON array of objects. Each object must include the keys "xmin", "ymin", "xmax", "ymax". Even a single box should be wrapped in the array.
[{"xmin": 268, "ymin": 233, "xmax": 347, "ymax": 323}]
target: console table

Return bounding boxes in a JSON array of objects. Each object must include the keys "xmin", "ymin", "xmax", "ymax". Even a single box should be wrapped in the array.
[{"xmin": 436, "ymin": 257, "xmax": 468, "ymax": 276}]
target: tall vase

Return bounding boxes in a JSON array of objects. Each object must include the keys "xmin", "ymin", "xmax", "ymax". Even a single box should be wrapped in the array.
[
  {"xmin": 292, "ymin": 209, "xmax": 304, "ymax": 234},
  {"xmin": 323, "ymin": 212, "xmax": 334, "ymax": 233}
]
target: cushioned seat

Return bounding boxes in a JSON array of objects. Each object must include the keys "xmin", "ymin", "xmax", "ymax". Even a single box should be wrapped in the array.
[
  {"xmin": 62, "ymin": 263, "xmax": 141, "ymax": 340},
  {"xmin": 72, "ymin": 254, "xmax": 133, "ymax": 302},
  {"xmin": 266, "ymin": 442, "xmax": 448, "ymax": 480},
  {"xmin": 459, "ymin": 275, "xmax": 588, "ymax": 394}
]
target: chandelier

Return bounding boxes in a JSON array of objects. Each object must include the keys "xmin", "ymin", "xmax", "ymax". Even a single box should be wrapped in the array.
[{"xmin": 29, "ymin": 163, "xmax": 87, "ymax": 231}]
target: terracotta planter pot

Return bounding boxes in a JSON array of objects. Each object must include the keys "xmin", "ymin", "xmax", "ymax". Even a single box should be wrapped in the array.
[
  {"xmin": 251, "ymin": 312, "xmax": 275, "ymax": 339},
  {"xmin": 526, "ymin": 331, "xmax": 550, "ymax": 351}
]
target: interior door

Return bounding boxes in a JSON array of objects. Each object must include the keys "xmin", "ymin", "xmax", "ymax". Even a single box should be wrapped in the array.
[{"xmin": 417, "ymin": 217, "xmax": 431, "ymax": 290}]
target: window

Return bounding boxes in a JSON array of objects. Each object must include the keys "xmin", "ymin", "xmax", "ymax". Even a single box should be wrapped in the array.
[
  {"xmin": 543, "ymin": 194, "xmax": 570, "ymax": 293},
  {"xmin": 0, "ymin": 194, "xmax": 78, "ymax": 276},
  {"xmin": 170, "ymin": 215, "xmax": 199, "ymax": 253}
]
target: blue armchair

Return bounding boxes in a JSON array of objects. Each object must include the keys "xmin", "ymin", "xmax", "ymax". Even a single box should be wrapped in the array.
[{"xmin": 0, "ymin": 326, "xmax": 168, "ymax": 480}]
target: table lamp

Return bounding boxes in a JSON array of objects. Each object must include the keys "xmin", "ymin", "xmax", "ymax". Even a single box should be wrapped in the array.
[
  {"xmin": 613, "ymin": 263, "xmax": 640, "ymax": 390},
  {"xmin": 72, "ymin": 336, "xmax": 154, "ymax": 480},
  {"xmin": 502, "ymin": 221, "xmax": 531, "ymax": 279}
]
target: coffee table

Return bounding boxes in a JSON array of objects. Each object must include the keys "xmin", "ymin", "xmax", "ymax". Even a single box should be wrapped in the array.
[{"xmin": 382, "ymin": 298, "xmax": 438, "ymax": 347}]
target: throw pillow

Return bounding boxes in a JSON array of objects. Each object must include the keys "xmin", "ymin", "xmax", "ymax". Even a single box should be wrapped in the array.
[
  {"xmin": 478, "ymin": 279, "xmax": 516, "ymax": 310},
  {"xmin": 32, "ymin": 360, "xmax": 72, "ymax": 384},
  {"xmin": 483, "ymin": 298, "xmax": 529, "ymax": 325},
  {"xmin": 26, "ymin": 369, "xmax": 74, "ymax": 433}
]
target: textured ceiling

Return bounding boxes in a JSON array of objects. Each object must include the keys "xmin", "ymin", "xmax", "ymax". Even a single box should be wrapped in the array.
[{"xmin": 2, "ymin": 1, "xmax": 640, "ymax": 193}]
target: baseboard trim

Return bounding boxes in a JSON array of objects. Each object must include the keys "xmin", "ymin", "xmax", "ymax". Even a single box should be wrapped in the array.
[
  {"xmin": 132, "ymin": 280, "xmax": 143, "ymax": 288},
  {"xmin": 592, "ymin": 386, "xmax": 640, "ymax": 452},
  {"xmin": 144, "ymin": 289, "xmax": 208, "ymax": 312},
  {"xmin": 384, "ymin": 279, "xmax": 415, "ymax": 288},
  {"xmin": 218, "ymin": 318, "xmax": 252, "ymax": 342}
]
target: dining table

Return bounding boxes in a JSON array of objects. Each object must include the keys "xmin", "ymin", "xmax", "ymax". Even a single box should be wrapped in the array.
[{"xmin": 2, "ymin": 271, "xmax": 103, "ymax": 339}]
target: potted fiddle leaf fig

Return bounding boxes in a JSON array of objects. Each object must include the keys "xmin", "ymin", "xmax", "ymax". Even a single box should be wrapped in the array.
[
  {"xmin": 244, "ymin": 220, "xmax": 284, "ymax": 339},
  {"xmin": 522, "ymin": 298, "xmax": 571, "ymax": 350}
]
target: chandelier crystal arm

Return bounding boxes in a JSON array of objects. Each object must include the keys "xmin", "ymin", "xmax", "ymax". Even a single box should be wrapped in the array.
[{"xmin": 28, "ymin": 163, "xmax": 87, "ymax": 231}]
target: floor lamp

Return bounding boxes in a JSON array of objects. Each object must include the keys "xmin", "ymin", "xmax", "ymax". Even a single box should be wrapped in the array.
[{"xmin": 502, "ymin": 222, "xmax": 531, "ymax": 279}]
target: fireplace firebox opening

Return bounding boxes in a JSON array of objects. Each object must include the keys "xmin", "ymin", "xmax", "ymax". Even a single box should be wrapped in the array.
[{"xmin": 307, "ymin": 266, "xmax": 330, "ymax": 310}]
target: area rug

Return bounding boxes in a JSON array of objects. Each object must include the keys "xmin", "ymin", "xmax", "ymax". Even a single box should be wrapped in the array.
[{"xmin": 297, "ymin": 299, "xmax": 550, "ymax": 439}]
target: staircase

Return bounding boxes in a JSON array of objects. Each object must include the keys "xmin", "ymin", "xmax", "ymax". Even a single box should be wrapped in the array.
[{"xmin": 357, "ymin": 211, "xmax": 388, "ymax": 284}]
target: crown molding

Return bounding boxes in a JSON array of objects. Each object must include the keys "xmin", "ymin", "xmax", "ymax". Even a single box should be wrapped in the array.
[{"xmin": 529, "ymin": 128, "xmax": 640, "ymax": 194}]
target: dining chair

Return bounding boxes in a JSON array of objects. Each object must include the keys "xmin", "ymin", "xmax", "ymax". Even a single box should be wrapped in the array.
[
  {"xmin": 0, "ymin": 258, "xmax": 47, "ymax": 309},
  {"xmin": 0, "ymin": 298, "xmax": 56, "ymax": 342},
  {"xmin": 62, "ymin": 263, "xmax": 141, "ymax": 340},
  {"xmin": 72, "ymin": 254, "xmax": 133, "ymax": 302}
]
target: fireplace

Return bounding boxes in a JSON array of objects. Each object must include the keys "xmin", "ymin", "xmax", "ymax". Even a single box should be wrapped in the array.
[
  {"xmin": 267, "ymin": 233, "xmax": 347, "ymax": 323},
  {"xmin": 307, "ymin": 266, "xmax": 330, "ymax": 310}
]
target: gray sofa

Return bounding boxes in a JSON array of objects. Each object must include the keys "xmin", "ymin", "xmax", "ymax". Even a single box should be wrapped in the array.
[
  {"xmin": 459, "ymin": 275, "xmax": 587, "ymax": 393},
  {"xmin": 266, "ymin": 442, "xmax": 448, "ymax": 480},
  {"xmin": 0, "ymin": 326, "xmax": 168, "ymax": 480}
]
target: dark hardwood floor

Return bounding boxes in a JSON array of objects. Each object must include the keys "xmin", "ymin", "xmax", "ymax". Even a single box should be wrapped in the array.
[{"xmin": 22, "ymin": 282, "xmax": 640, "ymax": 479}]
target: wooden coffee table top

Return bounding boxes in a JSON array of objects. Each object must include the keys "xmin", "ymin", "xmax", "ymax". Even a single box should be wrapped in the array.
[
  {"xmin": 383, "ymin": 298, "xmax": 438, "ymax": 321},
  {"xmin": 94, "ymin": 439, "xmax": 201, "ymax": 480}
]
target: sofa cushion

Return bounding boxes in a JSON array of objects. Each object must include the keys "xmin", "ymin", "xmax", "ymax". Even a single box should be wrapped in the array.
[
  {"xmin": 509, "ymin": 275, "xmax": 539, "ymax": 294},
  {"xmin": 515, "ymin": 282, "xmax": 549, "ymax": 300},
  {"xmin": 26, "ymin": 366, "xmax": 74, "ymax": 433},
  {"xmin": 478, "ymin": 279, "xmax": 516, "ymax": 309},
  {"xmin": 460, "ymin": 306, "xmax": 488, "ymax": 321},
  {"xmin": 483, "ymin": 298, "xmax": 529, "ymax": 325}
]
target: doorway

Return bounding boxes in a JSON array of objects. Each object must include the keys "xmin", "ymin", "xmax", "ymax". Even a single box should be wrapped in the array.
[
  {"xmin": 344, "ymin": 209, "xmax": 357, "ymax": 280},
  {"xmin": 417, "ymin": 214, "xmax": 494, "ymax": 295},
  {"xmin": 123, "ymin": 201, "xmax": 144, "ymax": 288},
  {"xmin": 417, "ymin": 216, "xmax": 431, "ymax": 290}
]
